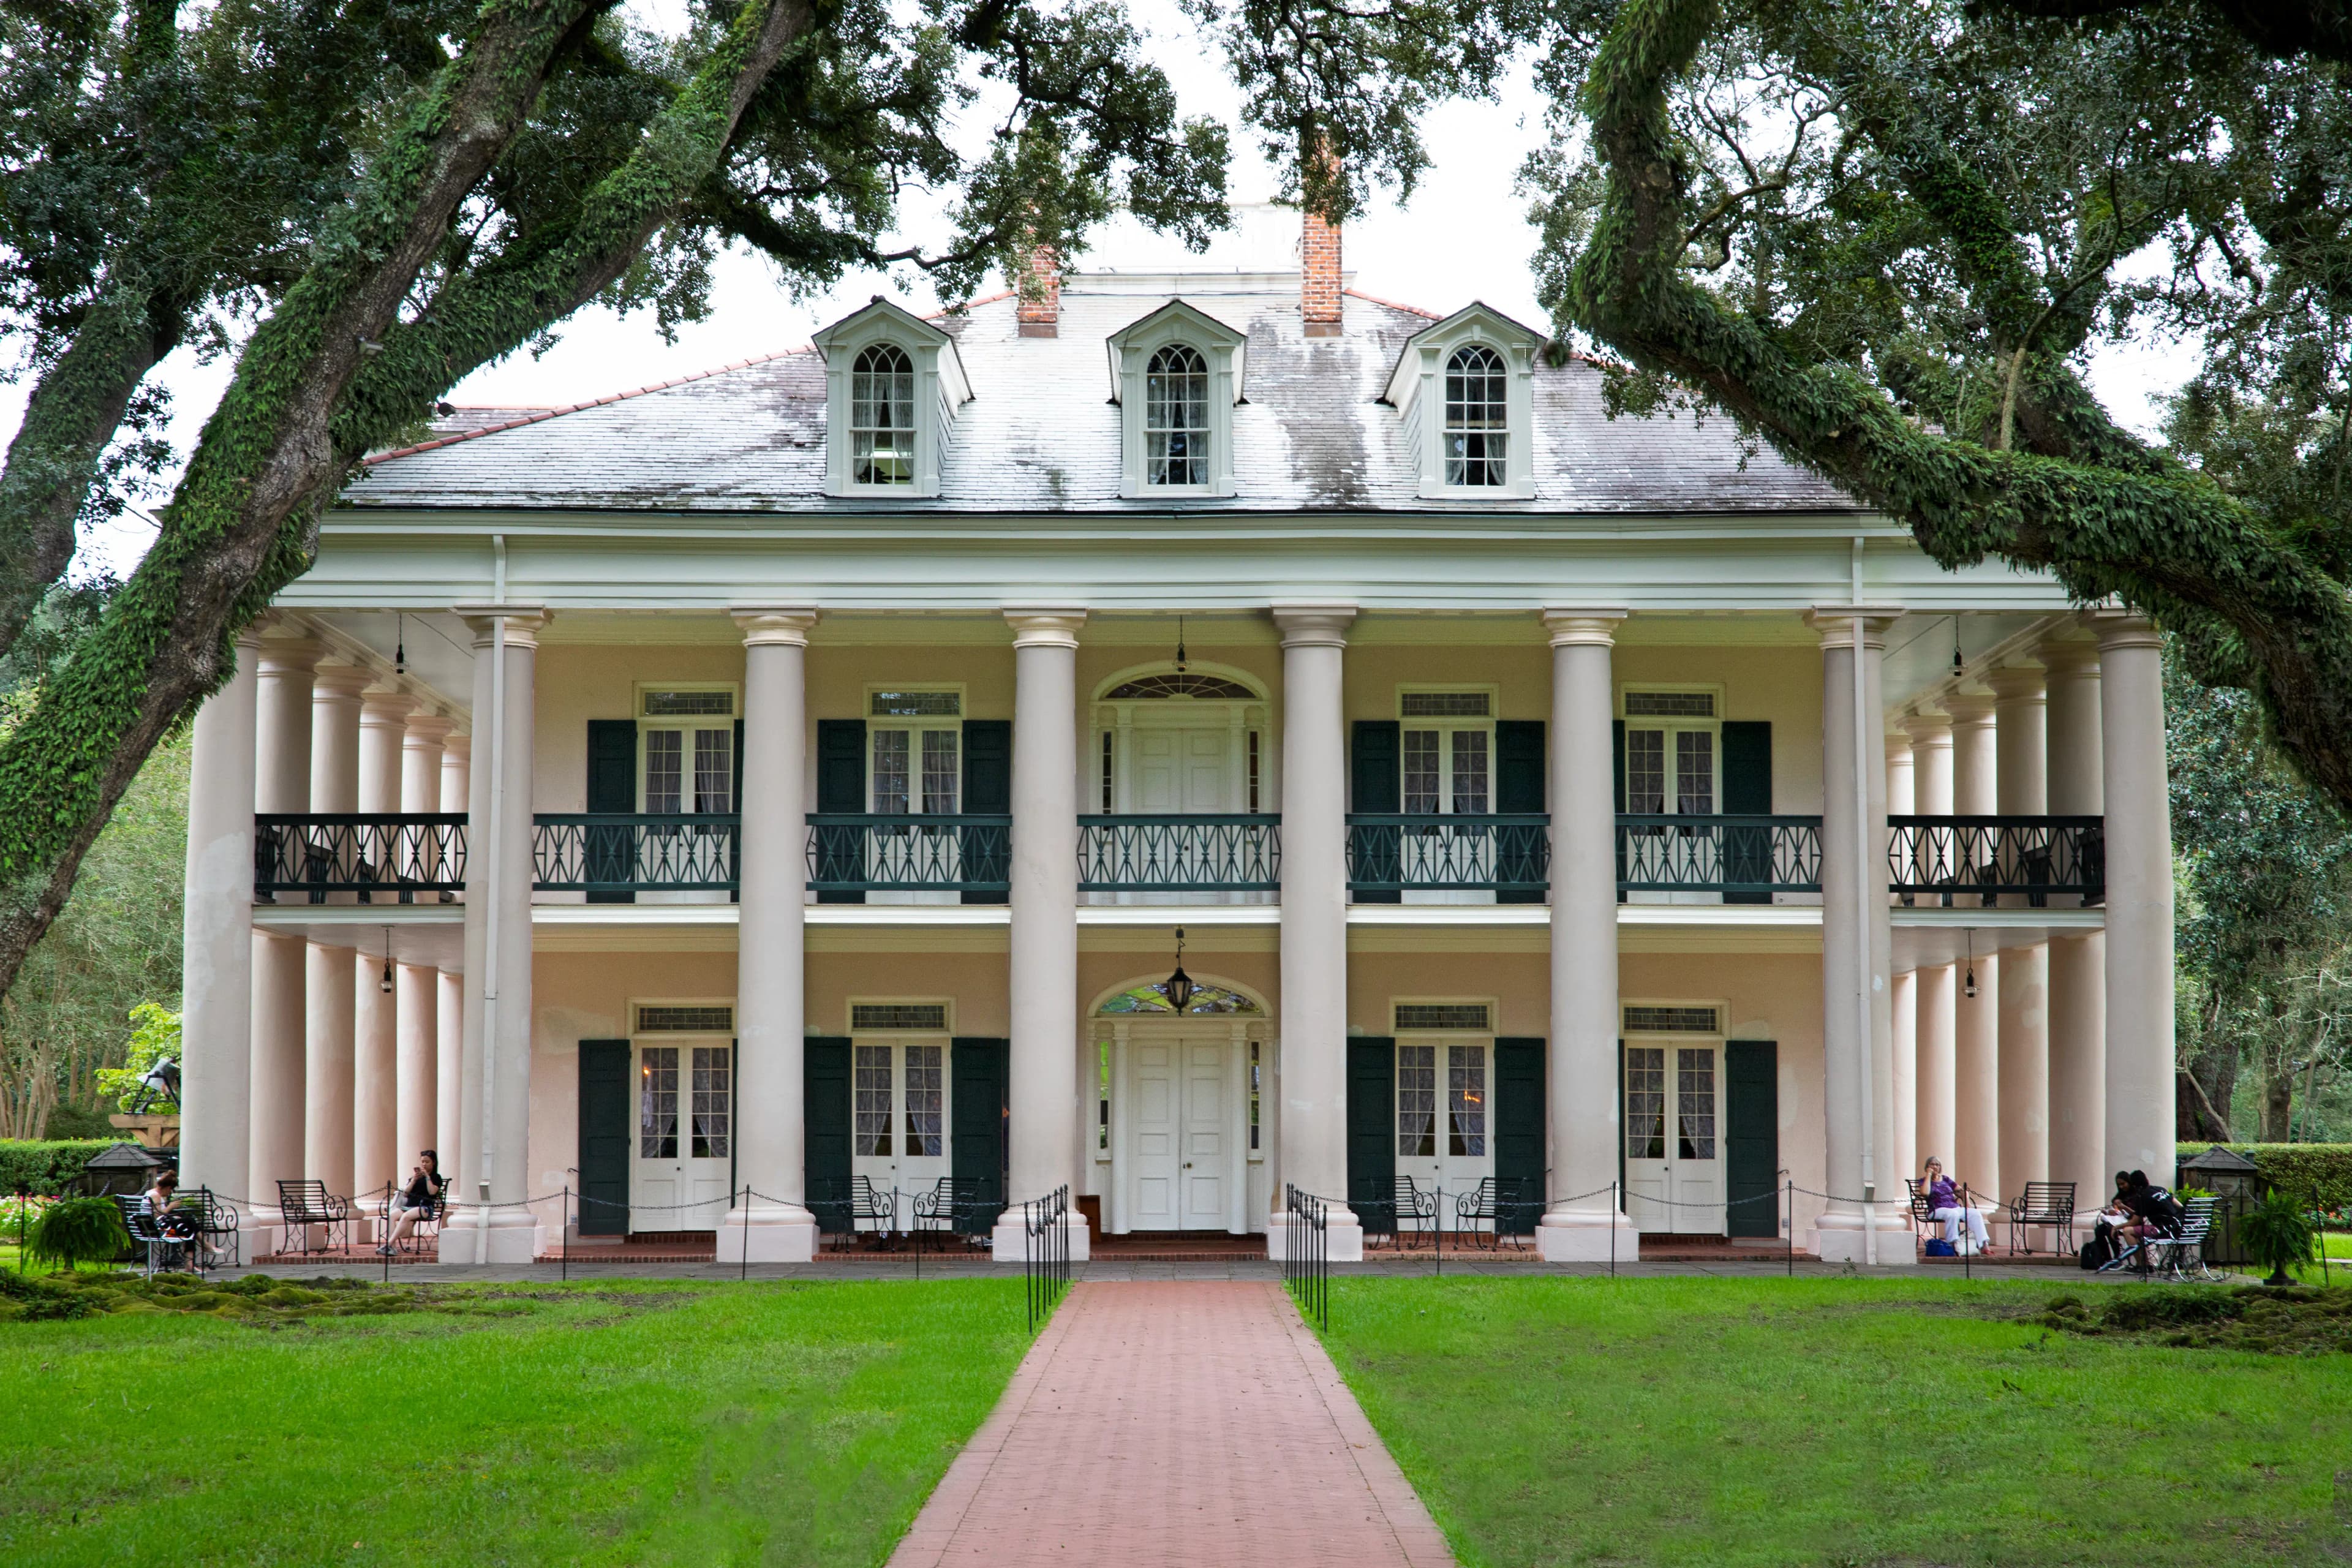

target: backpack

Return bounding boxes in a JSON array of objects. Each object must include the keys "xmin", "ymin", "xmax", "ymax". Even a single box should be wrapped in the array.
[{"xmin": 2079, "ymin": 1234, "xmax": 2112, "ymax": 1270}]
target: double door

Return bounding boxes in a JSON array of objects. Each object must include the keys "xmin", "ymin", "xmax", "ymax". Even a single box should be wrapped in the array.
[
  {"xmin": 1123, "ymin": 1036, "xmax": 1242, "ymax": 1231},
  {"xmin": 1623, "ymin": 1042, "xmax": 1724, "ymax": 1232},
  {"xmin": 633, "ymin": 1041, "xmax": 733, "ymax": 1231},
  {"xmin": 850, "ymin": 1039, "xmax": 950, "ymax": 1223},
  {"xmin": 1394, "ymin": 1040, "xmax": 1496, "ymax": 1207}
]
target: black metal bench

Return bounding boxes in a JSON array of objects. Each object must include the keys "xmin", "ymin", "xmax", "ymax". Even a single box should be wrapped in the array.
[
  {"xmin": 1452, "ymin": 1177, "xmax": 1537, "ymax": 1251},
  {"xmin": 911, "ymin": 1177, "xmax": 993, "ymax": 1247},
  {"xmin": 1393, "ymin": 1175, "xmax": 1438, "ymax": 1249},
  {"xmin": 113, "ymin": 1195, "xmax": 186, "ymax": 1275},
  {"xmin": 851, "ymin": 1176, "xmax": 897, "ymax": 1245},
  {"xmin": 276, "ymin": 1178, "xmax": 351, "ymax": 1254},
  {"xmin": 2003, "ymin": 1180, "xmax": 2078, "ymax": 1256}
]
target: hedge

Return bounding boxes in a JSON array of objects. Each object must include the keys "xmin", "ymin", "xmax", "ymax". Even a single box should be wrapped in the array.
[
  {"xmin": 0, "ymin": 1140, "xmax": 116, "ymax": 1196},
  {"xmin": 2177, "ymin": 1143, "xmax": 2352, "ymax": 1213}
]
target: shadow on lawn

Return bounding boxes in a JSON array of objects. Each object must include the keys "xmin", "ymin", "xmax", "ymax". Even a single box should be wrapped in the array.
[
  {"xmin": 0, "ymin": 1268, "xmax": 690, "ymax": 1327},
  {"xmin": 2032, "ymin": 1285, "xmax": 2352, "ymax": 1354}
]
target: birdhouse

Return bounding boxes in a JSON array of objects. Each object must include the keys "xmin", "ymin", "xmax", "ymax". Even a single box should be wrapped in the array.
[
  {"xmin": 2177, "ymin": 1145, "xmax": 2265, "ymax": 1267},
  {"xmin": 79, "ymin": 1140, "xmax": 168, "ymax": 1197}
]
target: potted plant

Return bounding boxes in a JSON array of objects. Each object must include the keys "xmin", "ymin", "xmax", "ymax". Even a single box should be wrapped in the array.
[
  {"xmin": 2236, "ymin": 1189, "xmax": 2318, "ymax": 1287},
  {"xmin": 25, "ymin": 1195, "xmax": 129, "ymax": 1274}
]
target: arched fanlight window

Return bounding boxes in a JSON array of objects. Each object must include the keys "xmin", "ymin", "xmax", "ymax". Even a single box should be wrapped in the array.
[
  {"xmin": 1145, "ymin": 344, "xmax": 1210, "ymax": 486},
  {"xmin": 1098, "ymin": 980, "xmax": 1262, "ymax": 1016},
  {"xmin": 850, "ymin": 344, "xmax": 916, "ymax": 485},
  {"xmin": 1444, "ymin": 345, "xmax": 1509, "ymax": 487},
  {"xmin": 1102, "ymin": 672, "xmax": 1256, "ymax": 701}
]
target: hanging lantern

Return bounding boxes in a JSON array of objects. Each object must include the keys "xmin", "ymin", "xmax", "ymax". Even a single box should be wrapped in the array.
[
  {"xmin": 1175, "ymin": 615, "xmax": 1188, "ymax": 674},
  {"xmin": 394, "ymin": 612, "xmax": 407, "ymax": 676},
  {"xmin": 1164, "ymin": 927, "xmax": 1195, "ymax": 1012},
  {"xmin": 1962, "ymin": 929, "xmax": 1977, "ymax": 999},
  {"xmin": 380, "ymin": 927, "xmax": 395, "ymax": 994}
]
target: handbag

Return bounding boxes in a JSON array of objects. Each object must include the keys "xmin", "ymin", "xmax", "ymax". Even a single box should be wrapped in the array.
[{"xmin": 1924, "ymin": 1238, "xmax": 1956, "ymax": 1257}]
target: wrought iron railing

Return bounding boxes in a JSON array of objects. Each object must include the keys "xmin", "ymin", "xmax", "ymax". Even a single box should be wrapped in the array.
[
  {"xmin": 805, "ymin": 813, "xmax": 1011, "ymax": 895},
  {"xmin": 533, "ymin": 814, "xmax": 739, "ymax": 892},
  {"xmin": 1617, "ymin": 815, "xmax": 1823, "ymax": 895},
  {"xmin": 1345, "ymin": 814, "xmax": 1550, "ymax": 893},
  {"xmin": 253, "ymin": 813, "xmax": 468, "ymax": 901},
  {"xmin": 1077, "ymin": 814, "xmax": 1280, "ymax": 891},
  {"xmin": 1887, "ymin": 815, "xmax": 2105, "ymax": 905},
  {"xmin": 1023, "ymin": 1183, "xmax": 1072, "ymax": 1331},
  {"xmin": 1282, "ymin": 1184, "xmax": 1329, "ymax": 1329}
]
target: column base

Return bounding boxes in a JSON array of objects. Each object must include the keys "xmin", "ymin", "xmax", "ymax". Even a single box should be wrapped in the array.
[
  {"xmin": 1536, "ymin": 1207, "xmax": 1640, "ymax": 1263},
  {"xmin": 1266, "ymin": 1208, "xmax": 1363, "ymax": 1264},
  {"xmin": 989, "ymin": 1213, "xmax": 1092, "ymax": 1264},
  {"xmin": 1812, "ymin": 1212, "xmax": 1917, "ymax": 1266},
  {"xmin": 435, "ymin": 1212, "xmax": 543, "ymax": 1265},
  {"xmin": 717, "ymin": 1202, "xmax": 819, "ymax": 1264}
]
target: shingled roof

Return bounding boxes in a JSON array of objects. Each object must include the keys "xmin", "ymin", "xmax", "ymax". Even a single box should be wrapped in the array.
[{"xmin": 349, "ymin": 282, "xmax": 1859, "ymax": 516}]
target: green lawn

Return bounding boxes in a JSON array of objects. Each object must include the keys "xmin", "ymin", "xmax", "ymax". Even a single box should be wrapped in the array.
[
  {"xmin": 0, "ymin": 1276, "xmax": 1031, "ymax": 1567},
  {"xmin": 1319, "ymin": 1276, "xmax": 2352, "ymax": 1567}
]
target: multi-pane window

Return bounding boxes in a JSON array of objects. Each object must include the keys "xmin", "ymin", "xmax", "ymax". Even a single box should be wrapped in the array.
[
  {"xmin": 1403, "ymin": 728, "xmax": 1490, "ymax": 813},
  {"xmin": 644, "ymin": 730, "xmax": 684, "ymax": 814},
  {"xmin": 1443, "ymin": 345, "xmax": 1509, "ymax": 487},
  {"xmin": 690, "ymin": 1046, "xmax": 730, "ymax": 1159},
  {"xmin": 1396, "ymin": 1044, "xmax": 1438, "ymax": 1157},
  {"xmin": 921, "ymin": 730, "xmax": 959, "ymax": 814},
  {"xmin": 902, "ymin": 1044, "xmax": 943, "ymax": 1157},
  {"xmin": 1676, "ymin": 1047, "xmax": 1716, "ymax": 1160},
  {"xmin": 1447, "ymin": 1044, "xmax": 1486, "ymax": 1157},
  {"xmin": 1624, "ymin": 1046, "xmax": 1666, "ymax": 1160},
  {"xmin": 850, "ymin": 344, "xmax": 916, "ymax": 486},
  {"xmin": 1622, "ymin": 690, "xmax": 1717, "ymax": 818},
  {"xmin": 871, "ymin": 730, "xmax": 910, "ymax": 813},
  {"xmin": 1675, "ymin": 731, "xmax": 1713, "ymax": 815},
  {"xmin": 854, "ymin": 1044, "xmax": 892, "ymax": 1157},
  {"xmin": 869, "ymin": 728, "xmax": 960, "ymax": 812},
  {"xmin": 1145, "ymin": 344, "xmax": 1210, "ymax": 486},
  {"xmin": 1248, "ymin": 1040, "xmax": 1261, "ymax": 1152},
  {"xmin": 644, "ymin": 726, "xmax": 731, "ymax": 812},
  {"xmin": 855, "ymin": 1042, "xmax": 944, "ymax": 1161},
  {"xmin": 640, "ymin": 1046, "xmax": 679, "ymax": 1159}
]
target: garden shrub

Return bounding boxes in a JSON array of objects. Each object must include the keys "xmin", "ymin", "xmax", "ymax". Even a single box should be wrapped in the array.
[
  {"xmin": 0, "ymin": 1140, "xmax": 114, "ymax": 1195},
  {"xmin": 2177, "ymin": 1143, "xmax": 2352, "ymax": 1212},
  {"xmin": 2037, "ymin": 1286, "xmax": 2352, "ymax": 1354}
]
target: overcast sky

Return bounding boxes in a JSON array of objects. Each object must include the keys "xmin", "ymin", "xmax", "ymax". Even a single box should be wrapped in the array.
[{"xmin": 9, "ymin": 0, "xmax": 2200, "ymax": 579}]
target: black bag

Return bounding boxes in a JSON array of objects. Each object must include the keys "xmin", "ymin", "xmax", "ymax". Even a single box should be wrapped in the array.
[{"xmin": 2081, "ymin": 1224, "xmax": 2116, "ymax": 1270}]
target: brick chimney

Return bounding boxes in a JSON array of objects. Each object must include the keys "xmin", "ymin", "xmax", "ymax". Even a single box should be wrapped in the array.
[
  {"xmin": 1301, "ymin": 208, "xmax": 1342, "ymax": 337},
  {"xmin": 1016, "ymin": 244, "xmax": 1060, "ymax": 338}
]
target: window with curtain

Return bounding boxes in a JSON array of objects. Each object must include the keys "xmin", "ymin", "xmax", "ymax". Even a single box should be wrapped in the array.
[
  {"xmin": 1447, "ymin": 1044, "xmax": 1486, "ymax": 1156},
  {"xmin": 1624, "ymin": 1046, "xmax": 1665, "ymax": 1159},
  {"xmin": 1443, "ymin": 344, "xmax": 1509, "ymax": 486},
  {"xmin": 1145, "ymin": 344, "xmax": 1210, "ymax": 486},
  {"xmin": 690, "ymin": 1046, "xmax": 730, "ymax": 1159},
  {"xmin": 850, "ymin": 344, "xmax": 916, "ymax": 485},
  {"xmin": 1397, "ymin": 1044, "xmax": 1437, "ymax": 1157}
]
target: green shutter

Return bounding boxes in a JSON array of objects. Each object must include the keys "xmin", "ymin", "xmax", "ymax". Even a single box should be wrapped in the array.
[
  {"xmin": 729, "ymin": 719, "xmax": 745, "ymax": 905},
  {"xmin": 951, "ymin": 1039, "xmax": 1009, "ymax": 1232},
  {"xmin": 1616, "ymin": 1039, "xmax": 1626, "ymax": 1212},
  {"xmin": 585, "ymin": 720, "xmax": 637, "ymax": 905},
  {"xmin": 577, "ymin": 1040, "xmax": 631, "ymax": 1235},
  {"xmin": 1721, "ymin": 720, "xmax": 1773, "ymax": 906},
  {"xmin": 1347, "ymin": 1038, "xmax": 1396, "ymax": 1233},
  {"xmin": 1724, "ymin": 1041, "xmax": 1779, "ymax": 1238},
  {"xmin": 1493, "ymin": 1038, "xmax": 1545, "ymax": 1235},
  {"xmin": 1495, "ymin": 720, "xmax": 1545, "ymax": 903},
  {"xmin": 804, "ymin": 1037, "xmax": 853, "ymax": 1234},
  {"xmin": 814, "ymin": 720, "xmax": 865, "ymax": 905},
  {"xmin": 1350, "ymin": 721, "xmax": 1401, "ymax": 904},
  {"xmin": 1612, "ymin": 720, "xmax": 1627, "ymax": 904},
  {"xmin": 960, "ymin": 719, "xmax": 1011, "ymax": 905}
]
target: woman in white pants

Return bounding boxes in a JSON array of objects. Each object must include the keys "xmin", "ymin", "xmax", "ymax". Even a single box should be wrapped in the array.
[{"xmin": 1922, "ymin": 1156, "xmax": 1991, "ymax": 1251}]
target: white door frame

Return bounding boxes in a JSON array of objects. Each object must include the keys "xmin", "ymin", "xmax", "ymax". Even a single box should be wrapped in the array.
[
  {"xmin": 1623, "ymin": 1035, "xmax": 1727, "ymax": 1234},
  {"xmin": 629, "ymin": 1035, "xmax": 734, "ymax": 1232},
  {"xmin": 1104, "ymin": 1017, "xmax": 1253, "ymax": 1234}
]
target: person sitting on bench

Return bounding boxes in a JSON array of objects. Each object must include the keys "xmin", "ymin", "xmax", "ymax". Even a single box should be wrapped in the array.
[
  {"xmin": 2115, "ymin": 1170, "xmax": 2184, "ymax": 1267},
  {"xmin": 1922, "ymin": 1156, "xmax": 1990, "ymax": 1253},
  {"xmin": 2087, "ymin": 1170, "xmax": 2135, "ymax": 1264},
  {"xmin": 141, "ymin": 1169, "xmax": 210, "ymax": 1268},
  {"xmin": 376, "ymin": 1150, "xmax": 445, "ymax": 1256}
]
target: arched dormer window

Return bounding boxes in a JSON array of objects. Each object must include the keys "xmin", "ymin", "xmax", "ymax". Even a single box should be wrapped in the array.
[
  {"xmin": 850, "ymin": 344, "xmax": 916, "ymax": 486},
  {"xmin": 1145, "ymin": 345, "xmax": 1210, "ymax": 487},
  {"xmin": 1444, "ymin": 345, "xmax": 1508, "ymax": 487}
]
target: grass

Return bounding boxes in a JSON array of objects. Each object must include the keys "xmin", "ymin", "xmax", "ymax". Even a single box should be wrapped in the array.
[
  {"xmin": 0, "ymin": 1274, "xmax": 1033, "ymax": 1566},
  {"xmin": 1317, "ymin": 1276, "xmax": 2352, "ymax": 1567}
]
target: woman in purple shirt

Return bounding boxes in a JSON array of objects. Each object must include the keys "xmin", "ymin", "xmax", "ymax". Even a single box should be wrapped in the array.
[{"xmin": 1921, "ymin": 1156, "xmax": 1989, "ymax": 1252}]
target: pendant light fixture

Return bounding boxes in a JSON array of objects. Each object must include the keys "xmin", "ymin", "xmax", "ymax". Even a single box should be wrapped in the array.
[
  {"xmin": 379, "ymin": 927, "xmax": 395, "ymax": 994},
  {"xmin": 394, "ymin": 612, "xmax": 407, "ymax": 676},
  {"xmin": 1950, "ymin": 615, "xmax": 1965, "ymax": 678},
  {"xmin": 1174, "ymin": 615, "xmax": 1188, "ymax": 674},
  {"xmin": 1163, "ymin": 927, "xmax": 1195, "ymax": 1012},
  {"xmin": 1962, "ymin": 929, "xmax": 1977, "ymax": 1000}
]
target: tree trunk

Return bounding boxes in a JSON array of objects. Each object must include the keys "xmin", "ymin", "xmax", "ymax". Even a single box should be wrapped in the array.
[{"xmin": 2261, "ymin": 1061, "xmax": 2297, "ymax": 1141}]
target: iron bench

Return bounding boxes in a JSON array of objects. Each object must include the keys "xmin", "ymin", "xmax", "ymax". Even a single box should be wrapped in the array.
[
  {"xmin": 2003, "ymin": 1180, "xmax": 2078, "ymax": 1256},
  {"xmin": 1452, "ymin": 1177, "xmax": 1538, "ymax": 1250},
  {"xmin": 276, "ymin": 1178, "xmax": 351, "ymax": 1254},
  {"xmin": 113, "ymin": 1195, "xmax": 186, "ymax": 1275},
  {"xmin": 912, "ymin": 1176, "xmax": 993, "ymax": 1247}
]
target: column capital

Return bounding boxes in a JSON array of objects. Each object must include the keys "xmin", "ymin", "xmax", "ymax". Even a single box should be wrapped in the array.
[
  {"xmin": 2090, "ymin": 607, "xmax": 2161, "ymax": 652},
  {"xmin": 1806, "ymin": 606, "xmax": 1904, "ymax": 650},
  {"xmin": 1540, "ymin": 608, "xmax": 1627, "ymax": 647},
  {"xmin": 2039, "ymin": 636, "xmax": 2101, "ymax": 676},
  {"xmin": 731, "ymin": 606, "xmax": 818, "ymax": 646},
  {"xmin": 1003, "ymin": 607, "xmax": 1087, "ymax": 649},
  {"xmin": 454, "ymin": 605, "xmax": 550, "ymax": 650},
  {"xmin": 1885, "ymin": 733, "xmax": 1915, "ymax": 762},
  {"xmin": 311, "ymin": 664, "xmax": 375, "ymax": 703},
  {"xmin": 1901, "ymin": 712, "xmax": 1953, "ymax": 746},
  {"xmin": 442, "ymin": 732, "xmax": 471, "ymax": 761},
  {"xmin": 1942, "ymin": 691, "xmax": 1997, "ymax": 725},
  {"xmin": 255, "ymin": 635, "xmax": 327, "ymax": 677},
  {"xmin": 360, "ymin": 691, "xmax": 420, "ymax": 728},
  {"xmin": 1986, "ymin": 665, "xmax": 2047, "ymax": 703},
  {"xmin": 1270, "ymin": 603, "xmax": 1355, "ymax": 647},
  {"xmin": 401, "ymin": 712, "xmax": 456, "ymax": 747}
]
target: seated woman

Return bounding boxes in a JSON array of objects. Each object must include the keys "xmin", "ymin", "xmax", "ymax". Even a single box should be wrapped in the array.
[
  {"xmin": 2089, "ymin": 1170, "xmax": 2135, "ymax": 1262},
  {"xmin": 2114, "ymin": 1170, "xmax": 2184, "ymax": 1267},
  {"xmin": 1921, "ymin": 1156, "xmax": 1991, "ymax": 1253},
  {"xmin": 141, "ymin": 1169, "xmax": 206, "ymax": 1268},
  {"xmin": 376, "ymin": 1150, "xmax": 447, "ymax": 1256}
]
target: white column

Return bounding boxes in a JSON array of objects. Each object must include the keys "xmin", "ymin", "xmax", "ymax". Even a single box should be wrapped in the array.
[
  {"xmin": 2094, "ymin": 611, "xmax": 2173, "ymax": 1180},
  {"xmin": 180, "ymin": 628, "xmax": 260, "ymax": 1205},
  {"xmin": 435, "ymin": 732, "xmax": 468, "ymax": 1176},
  {"xmin": 1949, "ymin": 696, "xmax": 1997, "ymax": 815},
  {"xmin": 995, "ymin": 608, "xmax": 1091, "ymax": 1262},
  {"xmin": 1989, "ymin": 666, "xmax": 2049, "ymax": 1202},
  {"xmin": 1270, "ymin": 603, "xmax": 1362, "ymax": 1261},
  {"xmin": 1943, "ymin": 692, "xmax": 2000, "ymax": 1200},
  {"xmin": 352, "ymin": 692, "xmax": 413, "ymax": 1219},
  {"xmin": 1810, "ymin": 611, "xmax": 1908, "ymax": 1264},
  {"xmin": 721, "ymin": 608, "xmax": 820, "ymax": 1262},
  {"xmin": 395, "ymin": 714, "xmax": 451, "ymax": 1167},
  {"xmin": 1539, "ymin": 609, "xmax": 1635, "ymax": 1261},
  {"xmin": 1904, "ymin": 714, "xmax": 1956, "ymax": 1178},
  {"xmin": 1886, "ymin": 734, "xmax": 1918, "ymax": 1182},
  {"xmin": 2042, "ymin": 636, "xmax": 2106, "ymax": 1214},
  {"xmin": 303, "ymin": 665, "xmax": 369, "ymax": 1203},
  {"xmin": 444, "ymin": 607, "xmax": 547, "ymax": 1264},
  {"xmin": 250, "ymin": 636, "xmax": 322, "ymax": 1239}
]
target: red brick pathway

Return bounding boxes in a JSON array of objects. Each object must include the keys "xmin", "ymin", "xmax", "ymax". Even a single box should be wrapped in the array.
[{"xmin": 889, "ymin": 1281, "xmax": 1455, "ymax": 1567}]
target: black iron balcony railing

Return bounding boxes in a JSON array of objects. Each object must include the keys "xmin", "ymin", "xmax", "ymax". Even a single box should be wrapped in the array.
[
  {"xmin": 806, "ymin": 813, "xmax": 1011, "ymax": 895},
  {"xmin": 1346, "ymin": 814, "xmax": 1551, "ymax": 894},
  {"xmin": 1078, "ymin": 815, "xmax": 1280, "ymax": 891},
  {"xmin": 533, "ymin": 813, "xmax": 738, "ymax": 892},
  {"xmin": 254, "ymin": 813, "xmax": 467, "ymax": 902},
  {"xmin": 1618, "ymin": 815, "xmax": 1824, "ymax": 895},
  {"xmin": 1887, "ymin": 815, "xmax": 2105, "ymax": 905}
]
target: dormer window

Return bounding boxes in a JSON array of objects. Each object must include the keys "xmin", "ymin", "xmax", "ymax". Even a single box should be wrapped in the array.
[
  {"xmin": 1108, "ymin": 300, "xmax": 1245, "ymax": 498},
  {"xmin": 1145, "ymin": 345, "xmax": 1211, "ymax": 486},
  {"xmin": 813, "ymin": 299, "xmax": 970, "ymax": 498},
  {"xmin": 851, "ymin": 345, "xmax": 916, "ymax": 486},
  {"xmin": 1384, "ymin": 303, "xmax": 1543, "ymax": 500},
  {"xmin": 1444, "ymin": 346, "xmax": 1509, "ymax": 486}
]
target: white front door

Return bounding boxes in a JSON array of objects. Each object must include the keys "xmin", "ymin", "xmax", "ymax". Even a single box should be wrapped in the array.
[
  {"xmin": 1179, "ymin": 1040, "xmax": 1228, "ymax": 1228},
  {"xmin": 850, "ymin": 1039, "xmax": 949, "ymax": 1224},
  {"xmin": 1395, "ymin": 1040, "xmax": 1496, "ymax": 1223},
  {"xmin": 1133, "ymin": 725, "xmax": 1232, "ymax": 813},
  {"xmin": 1124, "ymin": 1036, "xmax": 1234, "ymax": 1231},
  {"xmin": 1129, "ymin": 1039, "xmax": 1181, "ymax": 1227},
  {"xmin": 632, "ymin": 1042, "xmax": 733, "ymax": 1231},
  {"xmin": 1623, "ymin": 1042, "xmax": 1725, "ymax": 1233}
]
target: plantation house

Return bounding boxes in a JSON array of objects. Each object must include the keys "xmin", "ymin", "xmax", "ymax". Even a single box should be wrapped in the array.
[{"xmin": 173, "ymin": 205, "xmax": 2171, "ymax": 1264}]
